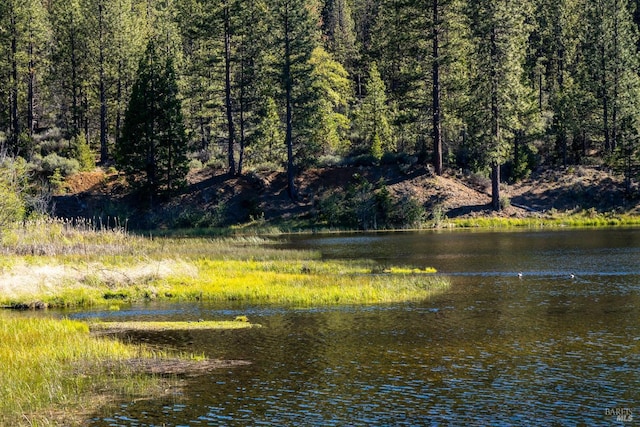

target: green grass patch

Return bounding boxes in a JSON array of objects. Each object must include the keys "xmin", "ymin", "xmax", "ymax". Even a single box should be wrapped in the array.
[
  {"xmin": 0, "ymin": 221, "xmax": 449, "ymax": 308},
  {"xmin": 443, "ymin": 211, "xmax": 640, "ymax": 229},
  {"xmin": 0, "ymin": 313, "xmax": 189, "ymax": 426}
]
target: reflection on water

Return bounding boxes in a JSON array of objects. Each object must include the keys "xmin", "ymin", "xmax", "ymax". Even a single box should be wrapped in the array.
[{"xmin": 82, "ymin": 229, "xmax": 640, "ymax": 426}]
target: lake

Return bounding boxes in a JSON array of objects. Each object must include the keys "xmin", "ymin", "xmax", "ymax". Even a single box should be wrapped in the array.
[{"xmin": 80, "ymin": 228, "xmax": 640, "ymax": 426}]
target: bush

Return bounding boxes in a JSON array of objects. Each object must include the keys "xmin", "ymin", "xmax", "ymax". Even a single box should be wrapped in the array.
[
  {"xmin": 0, "ymin": 183, "xmax": 25, "ymax": 228},
  {"xmin": 0, "ymin": 158, "xmax": 27, "ymax": 228},
  {"xmin": 71, "ymin": 134, "xmax": 95, "ymax": 172},
  {"xmin": 39, "ymin": 153, "xmax": 80, "ymax": 176},
  {"xmin": 316, "ymin": 175, "xmax": 425, "ymax": 230}
]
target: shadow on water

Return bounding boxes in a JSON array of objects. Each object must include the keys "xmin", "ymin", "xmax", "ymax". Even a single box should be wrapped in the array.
[{"xmin": 81, "ymin": 229, "xmax": 640, "ymax": 426}]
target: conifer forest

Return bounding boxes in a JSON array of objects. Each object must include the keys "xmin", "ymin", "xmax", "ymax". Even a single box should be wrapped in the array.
[{"xmin": 1, "ymin": 0, "xmax": 640, "ymax": 209}]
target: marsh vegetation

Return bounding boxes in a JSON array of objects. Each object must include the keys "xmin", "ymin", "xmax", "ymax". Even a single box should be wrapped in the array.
[{"xmin": 0, "ymin": 220, "xmax": 448, "ymax": 425}]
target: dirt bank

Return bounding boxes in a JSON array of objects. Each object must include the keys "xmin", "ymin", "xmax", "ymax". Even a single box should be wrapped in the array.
[{"xmin": 54, "ymin": 165, "xmax": 640, "ymax": 228}]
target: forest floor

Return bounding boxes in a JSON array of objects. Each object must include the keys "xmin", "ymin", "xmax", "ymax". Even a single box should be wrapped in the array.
[{"xmin": 56, "ymin": 163, "xmax": 640, "ymax": 230}]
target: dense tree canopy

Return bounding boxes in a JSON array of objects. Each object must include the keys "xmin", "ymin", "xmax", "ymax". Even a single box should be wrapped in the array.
[
  {"xmin": 0, "ymin": 0, "xmax": 639, "ymax": 208},
  {"xmin": 116, "ymin": 39, "xmax": 189, "ymax": 198}
]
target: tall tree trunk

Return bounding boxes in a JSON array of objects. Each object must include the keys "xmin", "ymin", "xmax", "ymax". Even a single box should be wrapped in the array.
[
  {"xmin": 224, "ymin": 0, "xmax": 236, "ymax": 176},
  {"xmin": 432, "ymin": 0, "xmax": 443, "ymax": 175},
  {"xmin": 70, "ymin": 21, "xmax": 80, "ymax": 136},
  {"xmin": 284, "ymin": 7, "xmax": 297, "ymax": 201},
  {"xmin": 490, "ymin": 25, "xmax": 501, "ymax": 211},
  {"xmin": 611, "ymin": 0, "xmax": 619, "ymax": 153},
  {"xmin": 28, "ymin": 39, "xmax": 35, "ymax": 137},
  {"xmin": 99, "ymin": 2, "xmax": 108, "ymax": 164},
  {"xmin": 237, "ymin": 50, "xmax": 246, "ymax": 176},
  {"xmin": 100, "ymin": 77, "xmax": 108, "ymax": 163},
  {"xmin": 601, "ymin": 33, "xmax": 611, "ymax": 153},
  {"xmin": 491, "ymin": 161, "xmax": 500, "ymax": 210},
  {"xmin": 10, "ymin": 11, "xmax": 19, "ymax": 152},
  {"xmin": 115, "ymin": 60, "xmax": 123, "ymax": 147}
]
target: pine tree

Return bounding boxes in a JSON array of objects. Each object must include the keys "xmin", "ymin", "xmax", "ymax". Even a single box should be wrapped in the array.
[
  {"xmin": 371, "ymin": 0, "xmax": 429, "ymax": 153},
  {"xmin": 270, "ymin": 0, "xmax": 321, "ymax": 199},
  {"xmin": 234, "ymin": 0, "xmax": 274, "ymax": 175},
  {"xmin": 465, "ymin": 0, "xmax": 536, "ymax": 210},
  {"xmin": 322, "ymin": 0, "xmax": 359, "ymax": 74},
  {"xmin": 355, "ymin": 62, "xmax": 393, "ymax": 160},
  {"xmin": 0, "ymin": 0, "xmax": 49, "ymax": 154},
  {"xmin": 431, "ymin": 0, "xmax": 470, "ymax": 174},
  {"xmin": 48, "ymin": 0, "xmax": 89, "ymax": 138},
  {"xmin": 582, "ymin": 0, "xmax": 640, "ymax": 156},
  {"xmin": 527, "ymin": 0, "xmax": 583, "ymax": 166},
  {"xmin": 116, "ymin": 40, "xmax": 189, "ymax": 198},
  {"xmin": 307, "ymin": 46, "xmax": 353, "ymax": 158},
  {"xmin": 82, "ymin": 0, "xmax": 143, "ymax": 165}
]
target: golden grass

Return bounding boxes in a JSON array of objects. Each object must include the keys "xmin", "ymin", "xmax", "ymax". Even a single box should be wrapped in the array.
[
  {"xmin": 0, "ymin": 220, "xmax": 448, "ymax": 308},
  {"xmin": 90, "ymin": 319, "xmax": 259, "ymax": 332}
]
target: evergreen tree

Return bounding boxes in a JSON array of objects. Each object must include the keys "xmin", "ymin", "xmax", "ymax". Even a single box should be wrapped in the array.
[
  {"xmin": 116, "ymin": 40, "xmax": 189, "ymax": 198},
  {"xmin": 527, "ymin": 0, "xmax": 583, "ymax": 166},
  {"xmin": 307, "ymin": 46, "xmax": 353, "ymax": 158},
  {"xmin": 178, "ymin": 0, "xmax": 222, "ymax": 155},
  {"xmin": 48, "ymin": 0, "xmax": 89, "ymax": 137},
  {"xmin": 431, "ymin": 0, "xmax": 470, "ymax": 174},
  {"xmin": 245, "ymin": 97, "xmax": 286, "ymax": 168},
  {"xmin": 582, "ymin": 0, "xmax": 640, "ymax": 156},
  {"xmin": 270, "ymin": 0, "xmax": 321, "ymax": 199},
  {"xmin": 233, "ymin": 0, "xmax": 274, "ymax": 174},
  {"xmin": 355, "ymin": 62, "xmax": 393, "ymax": 160},
  {"xmin": 0, "ymin": 0, "xmax": 49, "ymax": 153},
  {"xmin": 465, "ymin": 0, "xmax": 536, "ymax": 210},
  {"xmin": 322, "ymin": 0, "xmax": 359, "ymax": 74},
  {"xmin": 82, "ymin": 0, "xmax": 143, "ymax": 165},
  {"xmin": 371, "ymin": 0, "xmax": 429, "ymax": 153}
]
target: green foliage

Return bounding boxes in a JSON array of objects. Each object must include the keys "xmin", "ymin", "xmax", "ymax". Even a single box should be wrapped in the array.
[
  {"xmin": 307, "ymin": 47, "xmax": 353, "ymax": 158},
  {"xmin": 0, "ymin": 158, "xmax": 26, "ymax": 228},
  {"xmin": 317, "ymin": 175, "xmax": 424, "ymax": 229},
  {"xmin": 116, "ymin": 39, "xmax": 190, "ymax": 195},
  {"xmin": 49, "ymin": 168, "xmax": 66, "ymax": 193},
  {"xmin": 354, "ymin": 63, "xmax": 394, "ymax": 160},
  {"xmin": 71, "ymin": 133, "xmax": 95, "ymax": 171},
  {"xmin": 38, "ymin": 153, "xmax": 80, "ymax": 176},
  {"xmin": 246, "ymin": 97, "xmax": 286, "ymax": 169},
  {"xmin": 1, "ymin": 0, "xmax": 640, "ymax": 222}
]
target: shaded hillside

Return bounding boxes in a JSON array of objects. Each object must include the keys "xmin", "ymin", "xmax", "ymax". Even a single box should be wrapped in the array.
[{"xmin": 53, "ymin": 165, "xmax": 640, "ymax": 230}]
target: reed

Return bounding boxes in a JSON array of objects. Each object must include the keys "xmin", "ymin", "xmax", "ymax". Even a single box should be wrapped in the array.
[{"xmin": 0, "ymin": 314, "xmax": 181, "ymax": 426}]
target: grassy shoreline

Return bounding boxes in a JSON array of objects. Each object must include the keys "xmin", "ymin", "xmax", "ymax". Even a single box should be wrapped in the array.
[
  {"xmin": 145, "ymin": 210, "xmax": 640, "ymax": 237},
  {"xmin": 3, "ymin": 215, "xmax": 634, "ymax": 425},
  {"xmin": 0, "ymin": 314, "xmax": 193, "ymax": 426},
  {"xmin": 0, "ymin": 220, "xmax": 449, "ymax": 309},
  {"xmin": 0, "ymin": 220, "xmax": 449, "ymax": 425}
]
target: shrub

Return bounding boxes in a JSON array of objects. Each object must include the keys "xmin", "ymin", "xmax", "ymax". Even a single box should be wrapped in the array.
[
  {"xmin": 317, "ymin": 175, "xmax": 425, "ymax": 230},
  {"xmin": 49, "ymin": 168, "xmax": 67, "ymax": 194},
  {"xmin": 0, "ymin": 157, "xmax": 27, "ymax": 228},
  {"xmin": 71, "ymin": 134, "xmax": 95, "ymax": 172},
  {"xmin": 0, "ymin": 182, "xmax": 25, "ymax": 228},
  {"xmin": 38, "ymin": 153, "xmax": 80, "ymax": 176}
]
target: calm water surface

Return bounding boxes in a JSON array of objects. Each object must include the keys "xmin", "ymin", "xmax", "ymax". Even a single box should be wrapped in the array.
[{"xmin": 79, "ymin": 229, "xmax": 640, "ymax": 426}]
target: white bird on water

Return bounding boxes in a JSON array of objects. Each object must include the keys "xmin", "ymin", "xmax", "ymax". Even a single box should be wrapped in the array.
[{"xmin": 518, "ymin": 272, "xmax": 523, "ymax": 279}]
